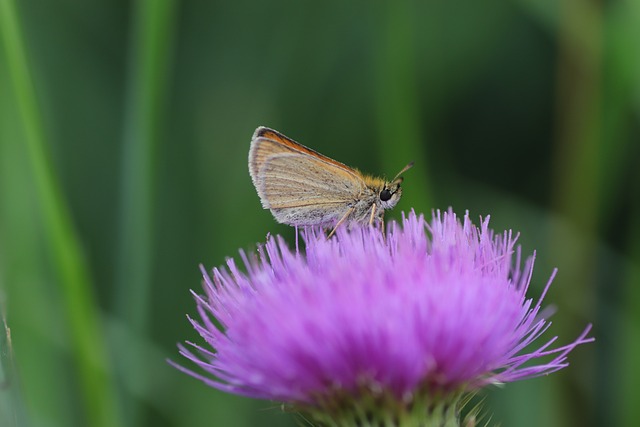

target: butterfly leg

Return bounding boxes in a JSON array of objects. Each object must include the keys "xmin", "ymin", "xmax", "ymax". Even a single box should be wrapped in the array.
[
  {"xmin": 368, "ymin": 204, "xmax": 385, "ymax": 234},
  {"xmin": 368, "ymin": 203, "xmax": 377, "ymax": 226},
  {"xmin": 327, "ymin": 207, "xmax": 355, "ymax": 239}
]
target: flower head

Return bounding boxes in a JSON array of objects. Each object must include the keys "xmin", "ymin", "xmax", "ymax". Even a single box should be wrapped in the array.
[{"xmin": 172, "ymin": 210, "xmax": 592, "ymax": 425}]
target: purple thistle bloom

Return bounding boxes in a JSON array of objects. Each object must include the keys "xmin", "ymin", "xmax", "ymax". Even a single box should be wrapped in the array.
[{"xmin": 172, "ymin": 210, "xmax": 592, "ymax": 425}]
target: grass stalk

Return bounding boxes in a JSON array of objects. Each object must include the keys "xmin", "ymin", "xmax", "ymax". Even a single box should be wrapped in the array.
[
  {"xmin": 0, "ymin": 1, "xmax": 121, "ymax": 426},
  {"xmin": 373, "ymin": 1, "xmax": 433, "ymax": 214},
  {"xmin": 115, "ymin": 0, "xmax": 176, "ymax": 423}
]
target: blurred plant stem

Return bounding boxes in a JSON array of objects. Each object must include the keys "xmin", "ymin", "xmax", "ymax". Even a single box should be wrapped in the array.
[
  {"xmin": 619, "ymin": 184, "xmax": 640, "ymax": 427},
  {"xmin": 373, "ymin": 0, "xmax": 432, "ymax": 213},
  {"xmin": 551, "ymin": 0, "xmax": 603, "ymax": 425},
  {"xmin": 553, "ymin": 0, "xmax": 603, "ymax": 235},
  {"xmin": 615, "ymin": 4, "xmax": 640, "ymax": 425},
  {"xmin": 0, "ymin": 297, "xmax": 26, "ymax": 427},
  {"xmin": 0, "ymin": 1, "xmax": 121, "ymax": 426},
  {"xmin": 115, "ymin": 0, "xmax": 176, "ymax": 424}
]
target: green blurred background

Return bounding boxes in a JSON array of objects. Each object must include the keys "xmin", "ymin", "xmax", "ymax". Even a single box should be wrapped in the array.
[{"xmin": 0, "ymin": 0, "xmax": 638, "ymax": 426}]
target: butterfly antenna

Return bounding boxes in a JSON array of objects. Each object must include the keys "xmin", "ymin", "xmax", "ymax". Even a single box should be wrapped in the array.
[{"xmin": 392, "ymin": 161, "xmax": 414, "ymax": 183}]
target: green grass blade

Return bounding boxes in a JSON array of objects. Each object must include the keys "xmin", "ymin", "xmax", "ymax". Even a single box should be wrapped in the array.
[
  {"xmin": 0, "ymin": 1, "xmax": 121, "ymax": 426},
  {"xmin": 114, "ymin": 0, "xmax": 176, "ymax": 423},
  {"xmin": 549, "ymin": 1, "xmax": 605, "ymax": 425},
  {"xmin": 372, "ymin": 1, "xmax": 433, "ymax": 215}
]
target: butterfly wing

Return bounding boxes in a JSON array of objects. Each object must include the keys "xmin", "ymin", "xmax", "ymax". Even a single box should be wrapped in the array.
[{"xmin": 249, "ymin": 127, "xmax": 366, "ymax": 226}]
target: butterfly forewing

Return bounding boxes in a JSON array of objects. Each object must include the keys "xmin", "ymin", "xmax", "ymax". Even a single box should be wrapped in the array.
[
  {"xmin": 249, "ymin": 128, "xmax": 362, "ymax": 180},
  {"xmin": 249, "ymin": 128, "xmax": 367, "ymax": 212},
  {"xmin": 258, "ymin": 153, "xmax": 362, "ymax": 209}
]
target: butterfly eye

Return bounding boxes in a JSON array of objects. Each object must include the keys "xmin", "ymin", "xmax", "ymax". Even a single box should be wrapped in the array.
[{"xmin": 379, "ymin": 189, "xmax": 392, "ymax": 202}]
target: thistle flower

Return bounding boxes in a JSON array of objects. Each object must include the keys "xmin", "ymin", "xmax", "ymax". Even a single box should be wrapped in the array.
[{"xmin": 171, "ymin": 210, "xmax": 593, "ymax": 426}]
